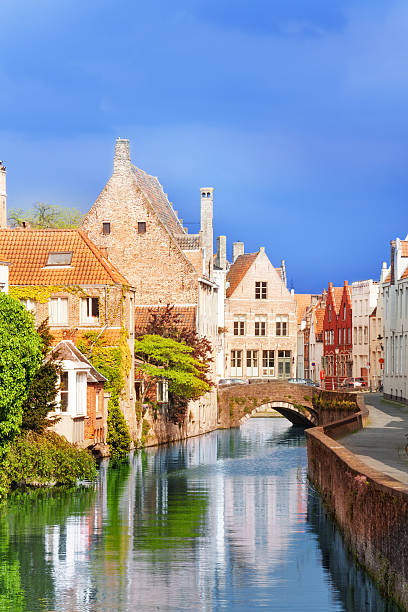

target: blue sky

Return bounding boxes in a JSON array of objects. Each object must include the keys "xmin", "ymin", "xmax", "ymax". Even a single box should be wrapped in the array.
[{"xmin": 1, "ymin": 0, "xmax": 407, "ymax": 292}]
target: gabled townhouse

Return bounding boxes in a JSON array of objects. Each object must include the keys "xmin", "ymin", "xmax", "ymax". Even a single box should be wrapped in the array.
[
  {"xmin": 322, "ymin": 282, "xmax": 352, "ymax": 389},
  {"xmin": 224, "ymin": 243, "xmax": 296, "ymax": 379},
  {"xmin": 351, "ymin": 279, "xmax": 379, "ymax": 385},
  {"xmin": 309, "ymin": 297, "xmax": 326, "ymax": 384},
  {"xmin": 81, "ymin": 138, "xmax": 219, "ymax": 432},
  {"xmin": 382, "ymin": 237, "xmax": 408, "ymax": 403},
  {"xmin": 0, "ymin": 227, "xmax": 137, "ymax": 442}
]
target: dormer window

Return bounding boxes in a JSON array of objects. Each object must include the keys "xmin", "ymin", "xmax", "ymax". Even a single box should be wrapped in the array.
[
  {"xmin": 102, "ymin": 222, "xmax": 111, "ymax": 235},
  {"xmin": 46, "ymin": 252, "xmax": 73, "ymax": 266}
]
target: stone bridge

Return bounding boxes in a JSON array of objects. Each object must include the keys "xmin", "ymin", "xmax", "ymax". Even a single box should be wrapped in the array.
[{"xmin": 217, "ymin": 382, "xmax": 361, "ymax": 429}]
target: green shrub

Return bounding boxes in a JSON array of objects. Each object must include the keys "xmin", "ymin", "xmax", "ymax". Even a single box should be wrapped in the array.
[
  {"xmin": 0, "ymin": 431, "xmax": 96, "ymax": 500},
  {"xmin": 107, "ymin": 398, "xmax": 131, "ymax": 463}
]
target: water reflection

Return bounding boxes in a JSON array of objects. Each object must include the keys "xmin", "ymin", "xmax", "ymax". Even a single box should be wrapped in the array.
[{"xmin": 0, "ymin": 419, "xmax": 398, "ymax": 611}]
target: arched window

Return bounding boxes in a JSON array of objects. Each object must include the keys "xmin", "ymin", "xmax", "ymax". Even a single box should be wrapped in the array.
[{"xmin": 207, "ymin": 192, "xmax": 211, "ymax": 198}]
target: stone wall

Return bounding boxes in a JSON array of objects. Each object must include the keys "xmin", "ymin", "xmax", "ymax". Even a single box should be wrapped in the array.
[{"xmin": 307, "ymin": 398, "xmax": 408, "ymax": 610}]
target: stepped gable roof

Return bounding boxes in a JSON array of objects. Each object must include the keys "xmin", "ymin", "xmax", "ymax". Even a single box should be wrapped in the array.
[
  {"xmin": 331, "ymin": 286, "xmax": 344, "ymax": 313},
  {"xmin": 132, "ymin": 165, "xmax": 185, "ymax": 238},
  {"xmin": 0, "ymin": 228, "xmax": 130, "ymax": 286},
  {"xmin": 226, "ymin": 252, "xmax": 258, "ymax": 298},
  {"xmin": 48, "ymin": 340, "xmax": 107, "ymax": 383},
  {"xmin": 294, "ymin": 294, "xmax": 312, "ymax": 324},
  {"xmin": 134, "ymin": 305, "xmax": 196, "ymax": 334}
]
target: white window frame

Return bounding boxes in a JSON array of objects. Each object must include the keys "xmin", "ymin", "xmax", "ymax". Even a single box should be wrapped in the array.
[
  {"xmin": 246, "ymin": 350, "xmax": 259, "ymax": 377},
  {"xmin": 49, "ymin": 297, "xmax": 69, "ymax": 326},
  {"xmin": 80, "ymin": 296, "xmax": 100, "ymax": 325},
  {"xmin": 233, "ymin": 315, "xmax": 246, "ymax": 336},
  {"xmin": 231, "ymin": 350, "xmax": 243, "ymax": 377},
  {"xmin": 255, "ymin": 315, "xmax": 267, "ymax": 336},
  {"xmin": 20, "ymin": 298, "xmax": 37, "ymax": 315},
  {"xmin": 157, "ymin": 380, "xmax": 169, "ymax": 403}
]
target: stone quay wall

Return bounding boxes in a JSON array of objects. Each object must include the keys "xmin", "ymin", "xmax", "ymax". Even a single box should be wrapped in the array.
[{"xmin": 307, "ymin": 395, "xmax": 408, "ymax": 610}]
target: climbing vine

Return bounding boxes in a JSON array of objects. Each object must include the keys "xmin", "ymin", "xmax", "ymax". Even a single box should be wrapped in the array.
[
  {"xmin": 9, "ymin": 285, "xmax": 89, "ymax": 304},
  {"xmin": 78, "ymin": 328, "xmax": 132, "ymax": 463}
]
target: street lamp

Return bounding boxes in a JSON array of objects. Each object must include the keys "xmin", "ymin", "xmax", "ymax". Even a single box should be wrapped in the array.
[{"xmin": 335, "ymin": 347, "xmax": 340, "ymax": 390}]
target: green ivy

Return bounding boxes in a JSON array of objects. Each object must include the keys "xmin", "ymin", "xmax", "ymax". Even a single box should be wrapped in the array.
[{"xmin": 107, "ymin": 398, "xmax": 131, "ymax": 463}]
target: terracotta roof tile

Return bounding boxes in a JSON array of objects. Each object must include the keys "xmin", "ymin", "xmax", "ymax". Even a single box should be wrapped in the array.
[
  {"xmin": 0, "ymin": 229, "xmax": 130, "ymax": 286},
  {"xmin": 401, "ymin": 241, "xmax": 408, "ymax": 257},
  {"xmin": 134, "ymin": 305, "xmax": 196, "ymax": 334},
  {"xmin": 332, "ymin": 286, "xmax": 344, "ymax": 313},
  {"xmin": 50, "ymin": 328, "xmax": 122, "ymax": 347},
  {"xmin": 314, "ymin": 308, "xmax": 325, "ymax": 335},
  {"xmin": 294, "ymin": 294, "xmax": 313, "ymax": 324},
  {"xmin": 226, "ymin": 253, "xmax": 258, "ymax": 298}
]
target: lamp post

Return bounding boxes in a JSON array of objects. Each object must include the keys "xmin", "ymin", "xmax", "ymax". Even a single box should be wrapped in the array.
[{"xmin": 335, "ymin": 347, "xmax": 340, "ymax": 390}]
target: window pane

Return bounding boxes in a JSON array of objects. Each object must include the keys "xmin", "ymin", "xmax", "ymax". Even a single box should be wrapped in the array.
[
  {"xmin": 92, "ymin": 297, "xmax": 99, "ymax": 318},
  {"xmin": 102, "ymin": 222, "xmax": 111, "ymax": 235},
  {"xmin": 46, "ymin": 252, "xmax": 72, "ymax": 266},
  {"xmin": 60, "ymin": 298, "xmax": 68, "ymax": 324}
]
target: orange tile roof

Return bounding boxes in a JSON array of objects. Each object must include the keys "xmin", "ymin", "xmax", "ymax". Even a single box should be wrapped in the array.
[
  {"xmin": 400, "ymin": 263, "xmax": 408, "ymax": 280},
  {"xmin": 0, "ymin": 229, "xmax": 130, "ymax": 286},
  {"xmin": 314, "ymin": 308, "xmax": 325, "ymax": 335},
  {"xmin": 294, "ymin": 294, "xmax": 312, "ymax": 324},
  {"xmin": 50, "ymin": 327, "xmax": 122, "ymax": 347},
  {"xmin": 332, "ymin": 286, "xmax": 344, "ymax": 313},
  {"xmin": 226, "ymin": 253, "xmax": 258, "ymax": 298},
  {"xmin": 134, "ymin": 305, "xmax": 196, "ymax": 334},
  {"xmin": 401, "ymin": 241, "xmax": 408, "ymax": 257}
]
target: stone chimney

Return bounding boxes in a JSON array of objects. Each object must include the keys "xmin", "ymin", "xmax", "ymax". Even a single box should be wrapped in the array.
[
  {"xmin": 233, "ymin": 241, "xmax": 244, "ymax": 262},
  {"xmin": 215, "ymin": 235, "xmax": 227, "ymax": 270},
  {"xmin": 390, "ymin": 240, "xmax": 396, "ymax": 285},
  {"xmin": 200, "ymin": 188, "xmax": 214, "ymax": 278},
  {"xmin": 113, "ymin": 138, "xmax": 131, "ymax": 174},
  {"xmin": 0, "ymin": 162, "xmax": 7, "ymax": 228},
  {"xmin": 380, "ymin": 261, "xmax": 388, "ymax": 283},
  {"xmin": 281, "ymin": 259, "xmax": 287, "ymax": 287}
]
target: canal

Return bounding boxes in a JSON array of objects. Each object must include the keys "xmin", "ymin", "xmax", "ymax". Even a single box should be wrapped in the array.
[{"xmin": 0, "ymin": 418, "xmax": 400, "ymax": 611}]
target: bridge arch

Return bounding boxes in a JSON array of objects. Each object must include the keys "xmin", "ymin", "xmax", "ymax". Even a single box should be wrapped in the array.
[{"xmin": 218, "ymin": 381, "xmax": 319, "ymax": 428}]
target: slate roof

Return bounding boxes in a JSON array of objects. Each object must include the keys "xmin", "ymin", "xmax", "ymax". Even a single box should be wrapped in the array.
[
  {"xmin": 134, "ymin": 305, "xmax": 197, "ymax": 334},
  {"xmin": 226, "ymin": 253, "xmax": 258, "ymax": 298},
  {"xmin": 0, "ymin": 229, "xmax": 130, "ymax": 286},
  {"xmin": 132, "ymin": 166, "xmax": 185, "ymax": 237},
  {"xmin": 47, "ymin": 340, "xmax": 107, "ymax": 383}
]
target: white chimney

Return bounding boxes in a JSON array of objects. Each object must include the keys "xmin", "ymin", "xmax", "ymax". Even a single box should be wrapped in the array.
[
  {"xmin": 233, "ymin": 241, "xmax": 244, "ymax": 262},
  {"xmin": 200, "ymin": 188, "xmax": 214, "ymax": 278},
  {"xmin": 215, "ymin": 235, "xmax": 227, "ymax": 270},
  {"xmin": 0, "ymin": 162, "xmax": 7, "ymax": 228}
]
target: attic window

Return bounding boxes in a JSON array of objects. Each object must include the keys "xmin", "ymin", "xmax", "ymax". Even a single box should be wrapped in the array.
[
  {"xmin": 46, "ymin": 252, "xmax": 73, "ymax": 266},
  {"xmin": 138, "ymin": 222, "xmax": 146, "ymax": 234},
  {"xmin": 102, "ymin": 222, "xmax": 111, "ymax": 235}
]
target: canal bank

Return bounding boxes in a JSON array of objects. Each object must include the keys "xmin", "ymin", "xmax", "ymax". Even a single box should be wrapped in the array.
[
  {"xmin": 0, "ymin": 418, "xmax": 398, "ymax": 611},
  {"xmin": 307, "ymin": 392, "xmax": 408, "ymax": 611}
]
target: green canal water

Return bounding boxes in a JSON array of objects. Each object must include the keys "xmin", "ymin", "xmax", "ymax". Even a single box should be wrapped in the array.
[{"xmin": 0, "ymin": 418, "xmax": 400, "ymax": 611}]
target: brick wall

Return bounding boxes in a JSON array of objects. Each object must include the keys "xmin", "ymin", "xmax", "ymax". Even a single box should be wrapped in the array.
[{"xmin": 307, "ymin": 399, "xmax": 408, "ymax": 610}]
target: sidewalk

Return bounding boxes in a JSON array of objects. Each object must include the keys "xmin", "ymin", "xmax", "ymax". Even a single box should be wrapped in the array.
[{"xmin": 340, "ymin": 392, "xmax": 408, "ymax": 485}]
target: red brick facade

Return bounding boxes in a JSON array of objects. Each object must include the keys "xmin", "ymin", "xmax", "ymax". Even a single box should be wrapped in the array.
[{"xmin": 323, "ymin": 282, "xmax": 352, "ymax": 389}]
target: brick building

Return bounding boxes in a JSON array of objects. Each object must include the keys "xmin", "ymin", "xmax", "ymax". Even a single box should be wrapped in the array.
[
  {"xmin": 322, "ymin": 282, "xmax": 352, "ymax": 389},
  {"xmin": 81, "ymin": 138, "xmax": 219, "ymax": 432},
  {"xmin": 224, "ymin": 243, "xmax": 297, "ymax": 379},
  {"xmin": 0, "ymin": 228, "xmax": 137, "ymax": 442}
]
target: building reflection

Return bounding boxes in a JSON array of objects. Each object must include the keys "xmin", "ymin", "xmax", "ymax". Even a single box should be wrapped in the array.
[{"xmin": 0, "ymin": 420, "xmax": 394, "ymax": 611}]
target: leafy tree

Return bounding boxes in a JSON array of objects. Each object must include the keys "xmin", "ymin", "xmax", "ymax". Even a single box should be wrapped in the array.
[
  {"xmin": 139, "ymin": 305, "xmax": 214, "ymax": 423},
  {"xmin": 134, "ymin": 335, "xmax": 210, "ymax": 407},
  {"xmin": 8, "ymin": 202, "xmax": 84, "ymax": 229},
  {"xmin": 20, "ymin": 320, "xmax": 60, "ymax": 434},
  {"xmin": 0, "ymin": 293, "xmax": 42, "ymax": 452}
]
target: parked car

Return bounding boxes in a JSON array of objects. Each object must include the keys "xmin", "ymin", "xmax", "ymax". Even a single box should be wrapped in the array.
[
  {"xmin": 288, "ymin": 378, "xmax": 319, "ymax": 387},
  {"xmin": 217, "ymin": 378, "xmax": 249, "ymax": 387},
  {"xmin": 339, "ymin": 377, "xmax": 367, "ymax": 389}
]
